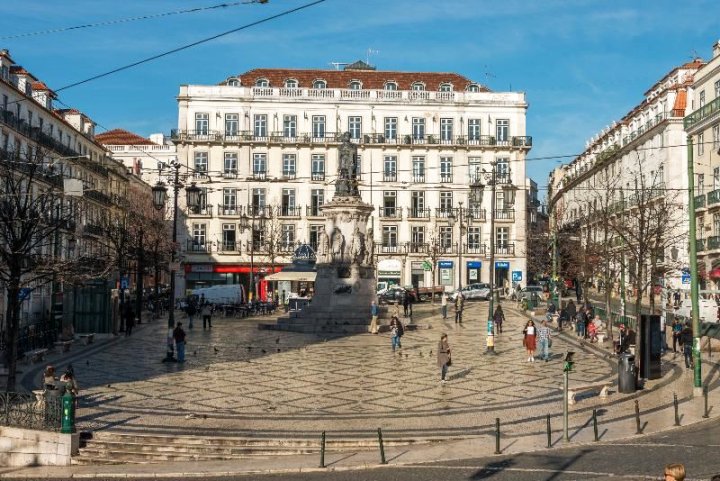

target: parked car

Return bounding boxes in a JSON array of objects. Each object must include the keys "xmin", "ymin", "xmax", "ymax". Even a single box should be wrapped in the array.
[
  {"xmin": 515, "ymin": 285, "xmax": 545, "ymax": 301},
  {"xmin": 451, "ymin": 283, "xmax": 491, "ymax": 301},
  {"xmin": 378, "ymin": 286, "xmax": 415, "ymax": 305}
]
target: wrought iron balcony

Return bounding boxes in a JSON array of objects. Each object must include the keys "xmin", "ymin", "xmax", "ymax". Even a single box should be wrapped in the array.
[
  {"xmin": 435, "ymin": 207, "xmax": 457, "ymax": 219},
  {"xmin": 218, "ymin": 241, "xmax": 240, "ymax": 253},
  {"xmin": 247, "ymin": 205, "xmax": 270, "ymax": 217},
  {"xmin": 217, "ymin": 204, "xmax": 240, "ymax": 216},
  {"xmin": 380, "ymin": 206, "xmax": 402, "ymax": 219},
  {"xmin": 282, "ymin": 172, "xmax": 297, "ymax": 180},
  {"xmin": 708, "ymin": 189, "xmax": 720, "ymax": 206},
  {"xmin": 252, "ymin": 170, "xmax": 267, "ymax": 181},
  {"xmin": 406, "ymin": 242, "xmax": 428, "ymax": 254},
  {"xmin": 379, "ymin": 243, "xmax": 402, "ymax": 254},
  {"xmin": 222, "ymin": 170, "xmax": 238, "ymax": 179},
  {"xmin": 707, "ymin": 236, "xmax": 720, "ymax": 250},
  {"xmin": 495, "ymin": 209, "xmax": 515, "ymax": 221},
  {"xmin": 438, "ymin": 243, "xmax": 457, "ymax": 255},
  {"xmin": 466, "ymin": 208, "xmax": 486, "ymax": 221},
  {"xmin": 696, "ymin": 238, "xmax": 706, "ymax": 252},
  {"xmin": 186, "ymin": 205, "xmax": 213, "ymax": 217},
  {"xmin": 383, "ymin": 172, "xmax": 397, "ymax": 182},
  {"xmin": 412, "ymin": 174, "xmax": 426, "ymax": 183},
  {"xmin": 464, "ymin": 244, "xmax": 486, "ymax": 255},
  {"xmin": 695, "ymin": 194, "xmax": 707, "ymax": 209},
  {"xmin": 279, "ymin": 206, "xmax": 301, "ymax": 217},
  {"xmin": 408, "ymin": 208, "xmax": 431, "ymax": 219},
  {"xmin": 439, "ymin": 174, "xmax": 453, "ymax": 183},
  {"xmin": 495, "ymin": 243, "xmax": 515, "ymax": 255},
  {"xmin": 684, "ymin": 96, "xmax": 720, "ymax": 131},
  {"xmin": 311, "ymin": 172, "xmax": 325, "ymax": 181},
  {"xmin": 306, "ymin": 205, "xmax": 324, "ymax": 217},
  {"xmin": 186, "ymin": 240, "xmax": 211, "ymax": 253}
]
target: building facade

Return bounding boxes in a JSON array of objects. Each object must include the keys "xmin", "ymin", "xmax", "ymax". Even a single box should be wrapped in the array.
[
  {"xmin": 548, "ymin": 59, "xmax": 702, "ymax": 293},
  {"xmin": 173, "ymin": 62, "xmax": 531, "ymax": 296},
  {"xmin": 685, "ymin": 40, "xmax": 720, "ymax": 288}
]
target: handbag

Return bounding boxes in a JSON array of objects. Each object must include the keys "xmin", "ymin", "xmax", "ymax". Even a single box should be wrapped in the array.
[
  {"xmin": 446, "ymin": 357, "xmax": 452, "ymax": 367},
  {"xmin": 548, "ymin": 338, "xmax": 553, "ymax": 348}
]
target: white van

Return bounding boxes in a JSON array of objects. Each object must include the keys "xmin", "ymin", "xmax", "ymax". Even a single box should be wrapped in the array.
[
  {"xmin": 675, "ymin": 298, "xmax": 719, "ymax": 323},
  {"xmin": 191, "ymin": 284, "xmax": 245, "ymax": 304}
]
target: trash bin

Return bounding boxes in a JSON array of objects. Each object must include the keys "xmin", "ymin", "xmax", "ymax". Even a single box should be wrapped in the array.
[{"xmin": 618, "ymin": 352, "xmax": 637, "ymax": 393}]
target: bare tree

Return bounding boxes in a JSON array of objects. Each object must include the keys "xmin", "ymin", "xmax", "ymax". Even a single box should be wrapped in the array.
[
  {"xmin": 424, "ymin": 224, "xmax": 444, "ymax": 305},
  {"xmin": 0, "ymin": 147, "xmax": 109, "ymax": 391}
]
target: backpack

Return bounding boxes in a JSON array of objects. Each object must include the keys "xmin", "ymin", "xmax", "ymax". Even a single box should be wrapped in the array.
[{"xmin": 397, "ymin": 320, "xmax": 405, "ymax": 337}]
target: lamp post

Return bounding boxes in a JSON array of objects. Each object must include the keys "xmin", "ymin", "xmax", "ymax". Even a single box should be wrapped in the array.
[
  {"xmin": 474, "ymin": 163, "xmax": 516, "ymax": 355},
  {"xmin": 152, "ymin": 160, "xmax": 201, "ymax": 363},
  {"xmin": 240, "ymin": 206, "xmax": 268, "ymax": 302},
  {"xmin": 447, "ymin": 201, "xmax": 471, "ymax": 291}
]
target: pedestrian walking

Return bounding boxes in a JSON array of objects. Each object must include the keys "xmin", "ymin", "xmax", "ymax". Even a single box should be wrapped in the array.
[
  {"xmin": 576, "ymin": 309, "xmax": 587, "ymax": 338},
  {"xmin": 679, "ymin": 322, "xmax": 693, "ymax": 369},
  {"xmin": 402, "ymin": 292, "xmax": 410, "ymax": 318},
  {"xmin": 389, "ymin": 316, "xmax": 403, "ymax": 352},
  {"xmin": 173, "ymin": 322, "xmax": 187, "ymax": 363},
  {"xmin": 186, "ymin": 298, "xmax": 196, "ymax": 330},
  {"xmin": 566, "ymin": 299, "xmax": 577, "ymax": 326},
  {"xmin": 441, "ymin": 292, "xmax": 448, "ymax": 320},
  {"xmin": 454, "ymin": 294, "xmax": 464, "ymax": 324},
  {"xmin": 493, "ymin": 305, "xmax": 505, "ymax": 334},
  {"xmin": 537, "ymin": 320, "xmax": 552, "ymax": 361},
  {"xmin": 437, "ymin": 333, "xmax": 451, "ymax": 383},
  {"xmin": 671, "ymin": 318, "xmax": 682, "ymax": 353},
  {"xmin": 523, "ymin": 319, "xmax": 537, "ymax": 362},
  {"xmin": 369, "ymin": 300, "xmax": 379, "ymax": 334},
  {"xmin": 201, "ymin": 301, "xmax": 213, "ymax": 329},
  {"xmin": 124, "ymin": 303, "xmax": 135, "ymax": 336},
  {"xmin": 663, "ymin": 463, "xmax": 686, "ymax": 481},
  {"xmin": 545, "ymin": 300, "xmax": 557, "ymax": 323}
]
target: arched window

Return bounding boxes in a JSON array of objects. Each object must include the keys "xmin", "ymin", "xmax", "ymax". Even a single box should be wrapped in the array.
[
  {"xmin": 411, "ymin": 82, "xmax": 425, "ymax": 91},
  {"xmin": 312, "ymin": 79, "xmax": 327, "ymax": 89},
  {"xmin": 466, "ymin": 84, "xmax": 480, "ymax": 92},
  {"xmin": 439, "ymin": 83, "xmax": 453, "ymax": 92},
  {"xmin": 227, "ymin": 78, "xmax": 240, "ymax": 87},
  {"xmin": 384, "ymin": 81, "xmax": 398, "ymax": 91},
  {"xmin": 255, "ymin": 78, "xmax": 269, "ymax": 87},
  {"xmin": 285, "ymin": 78, "xmax": 298, "ymax": 88},
  {"xmin": 349, "ymin": 80, "xmax": 362, "ymax": 90}
]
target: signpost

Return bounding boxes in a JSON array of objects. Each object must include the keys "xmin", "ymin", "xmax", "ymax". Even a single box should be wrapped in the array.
[
  {"xmin": 422, "ymin": 260, "xmax": 432, "ymax": 271},
  {"xmin": 512, "ymin": 271, "xmax": 523, "ymax": 283}
]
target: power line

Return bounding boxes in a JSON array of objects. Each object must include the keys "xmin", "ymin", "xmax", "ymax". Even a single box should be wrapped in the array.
[
  {"xmin": 54, "ymin": 0, "xmax": 326, "ymax": 93},
  {"xmin": 0, "ymin": 1, "xmax": 267, "ymax": 40}
]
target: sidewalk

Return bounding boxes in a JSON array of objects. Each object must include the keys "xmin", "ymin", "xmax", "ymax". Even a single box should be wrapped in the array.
[{"xmin": 1, "ymin": 302, "xmax": 718, "ymax": 478}]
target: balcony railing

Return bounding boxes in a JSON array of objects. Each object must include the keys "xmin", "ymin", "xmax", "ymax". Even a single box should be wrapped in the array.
[
  {"xmin": 306, "ymin": 205, "xmax": 324, "ymax": 217},
  {"xmin": 380, "ymin": 244, "xmax": 402, "ymax": 254},
  {"xmin": 685, "ymin": 96, "xmax": 720, "ymax": 131},
  {"xmin": 464, "ymin": 244, "xmax": 487, "ymax": 255},
  {"xmin": 707, "ymin": 236, "xmax": 720, "ymax": 250},
  {"xmin": 252, "ymin": 171, "xmax": 267, "ymax": 181},
  {"xmin": 412, "ymin": 174, "xmax": 425, "ymax": 183},
  {"xmin": 222, "ymin": 170, "xmax": 238, "ymax": 179},
  {"xmin": 311, "ymin": 172, "xmax": 325, "ymax": 181},
  {"xmin": 218, "ymin": 242, "xmax": 240, "ymax": 253},
  {"xmin": 0, "ymin": 109, "xmax": 81, "ymax": 159},
  {"xmin": 438, "ymin": 244, "xmax": 458, "ymax": 255},
  {"xmin": 217, "ymin": 204, "xmax": 240, "ymax": 216},
  {"xmin": 186, "ymin": 240, "xmax": 211, "ymax": 253},
  {"xmin": 708, "ymin": 189, "xmax": 720, "ymax": 206},
  {"xmin": 435, "ymin": 207, "xmax": 457, "ymax": 218},
  {"xmin": 279, "ymin": 206, "xmax": 301, "ymax": 217},
  {"xmin": 466, "ymin": 208, "xmax": 486, "ymax": 221},
  {"xmin": 408, "ymin": 208, "xmax": 431, "ymax": 219},
  {"xmin": 186, "ymin": 205, "xmax": 213, "ymax": 217},
  {"xmin": 495, "ymin": 243, "xmax": 515, "ymax": 255},
  {"xmin": 439, "ymin": 174, "xmax": 453, "ymax": 183},
  {"xmin": 696, "ymin": 239, "xmax": 706, "ymax": 252},
  {"xmin": 383, "ymin": 172, "xmax": 397, "ymax": 182},
  {"xmin": 380, "ymin": 206, "xmax": 402, "ymax": 219},
  {"xmin": 495, "ymin": 209, "xmax": 515, "ymax": 221},
  {"xmin": 247, "ymin": 205, "xmax": 270, "ymax": 217},
  {"xmin": 406, "ymin": 242, "xmax": 428, "ymax": 254},
  {"xmin": 695, "ymin": 194, "xmax": 707, "ymax": 209}
]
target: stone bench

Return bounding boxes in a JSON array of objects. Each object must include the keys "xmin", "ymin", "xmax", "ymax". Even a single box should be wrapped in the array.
[
  {"xmin": 54, "ymin": 340, "xmax": 73, "ymax": 353},
  {"xmin": 568, "ymin": 382, "xmax": 609, "ymax": 404},
  {"xmin": 78, "ymin": 333, "xmax": 95, "ymax": 345},
  {"xmin": 25, "ymin": 348, "xmax": 49, "ymax": 363}
]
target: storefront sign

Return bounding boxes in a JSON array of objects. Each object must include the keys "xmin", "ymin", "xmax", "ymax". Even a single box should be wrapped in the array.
[
  {"xmin": 438, "ymin": 261, "xmax": 454, "ymax": 268},
  {"xmin": 469, "ymin": 270, "xmax": 478, "ymax": 281},
  {"xmin": 512, "ymin": 271, "xmax": 523, "ymax": 282},
  {"xmin": 495, "ymin": 261, "xmax": 510, "ymax": 269},
  {"xmin": 378, "ymin": 271, "xmax": 401, "ymax": 277},
  {"xmin": 191, "ymin": 264, "xmax": 213, "ymax": 273},
  {"xmin": 467, "ymin": 261, "xmax": 482, "ymax": 269},
  {"xmin": 441, "ymin": 269, "xmax": 451, "ymax": 281}
]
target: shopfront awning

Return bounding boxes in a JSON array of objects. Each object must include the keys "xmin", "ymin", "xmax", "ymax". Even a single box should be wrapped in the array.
[{"xmin": 265, "ymin": 271, "xmax": 317, "ymax": 282}]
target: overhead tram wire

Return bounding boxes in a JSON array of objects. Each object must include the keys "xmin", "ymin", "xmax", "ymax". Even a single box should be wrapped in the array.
[{"xmin": 0, "ymin": 1, "xmax": 268, "ymax": 40}]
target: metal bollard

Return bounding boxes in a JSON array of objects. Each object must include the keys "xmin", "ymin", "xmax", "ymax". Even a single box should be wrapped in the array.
[
  {"xmin": 494, "ymin": 418, "xmax": 501, "ymax": 454},
  {"xmin": 546, "ymin": 415, "xmax": 552, "ymax": 448},
  {"xmin": 634, "ymin": 399, "xmax": 642, "ymax": 434},
  {"xmin": 673, "ymin": 393, "xmax": 680, "ymax": 426},
  {"xmin": 377, "ymin": 428, "xmax": 387, "ymax": 464},
  {"xmin": 592, "ymin": 409, "xmax": 599, "ymax": 442},
  {"xmin": 319, "ymin": 431, "xmax": 326, "ymax": 468},
  {"xmin": 703, "ymin": 385, "xmax": 710, "ymax": 419}
]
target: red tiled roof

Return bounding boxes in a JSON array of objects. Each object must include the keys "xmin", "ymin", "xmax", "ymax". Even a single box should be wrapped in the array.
[
  {"xmin": 235, "ymin": 68, "xmax": 486, "ymax": 91},
  {"xmin": 672, "ymin": 88, "xmax": 687, "ymax": 114},
  {"xmin": 95, "ymin": 128, "xmax": 157, "ymax": 146},
  {"xmin": 9, "ymin": 66, "xmax": 36, "ymax": 79}
]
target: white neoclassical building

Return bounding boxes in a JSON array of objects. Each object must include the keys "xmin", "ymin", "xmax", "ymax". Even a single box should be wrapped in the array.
[{"xmin": 172, "ymin": 61, "xmax": 531, "ymax": 298}]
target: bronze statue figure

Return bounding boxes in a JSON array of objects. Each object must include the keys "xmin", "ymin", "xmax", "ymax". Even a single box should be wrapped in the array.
[{"xmin": 336, "ymin": 131, "xmax": 360, "ymax": 197}]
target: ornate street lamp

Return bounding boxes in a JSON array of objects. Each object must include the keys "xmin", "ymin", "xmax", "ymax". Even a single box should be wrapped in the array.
[{"xmin": 151, "ymin": 183, "xmax": 167, "ymax": 211}]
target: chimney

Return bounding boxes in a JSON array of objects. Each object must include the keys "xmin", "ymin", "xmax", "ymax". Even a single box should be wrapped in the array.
[{"xmin": 714, "ymin": 40, "xmax": 720, "ymax": 59}]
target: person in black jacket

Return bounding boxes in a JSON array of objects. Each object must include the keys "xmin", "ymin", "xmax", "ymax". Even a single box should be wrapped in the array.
[{"xmin": 679, "ymin": 323, "xmax": 694, "ymax": 369}]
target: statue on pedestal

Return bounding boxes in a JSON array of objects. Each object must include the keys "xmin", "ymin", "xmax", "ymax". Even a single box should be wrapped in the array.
[
  {"xmin": 365, "ymin": 227, "xmax": 375, "ymax": 266},
  {"xmin": 317, "ymin": 229, "xmax": 330, "ymax": 263},
  {"xmin": 350, "ymin": 226, "xmax": 365, "ymax": 265},
  {"xmin": 330, "ymin": 227, "xmax": 345, "ymax": 262},
  {"xmin": 336, "ymin": 132, "xmax": 359, "ymax": 197}
]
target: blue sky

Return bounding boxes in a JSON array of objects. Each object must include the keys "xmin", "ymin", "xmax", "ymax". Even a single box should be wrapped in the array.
[{"xmin": 1, "ymin": 0, "xmax": 719, "ymax": 196}]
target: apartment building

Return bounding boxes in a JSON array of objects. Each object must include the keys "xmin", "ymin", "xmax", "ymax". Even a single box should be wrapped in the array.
[
  {"xmin": 95, "ymin": 129, "xmax": 177, "ymax": 187},
  {"xmin": 548, "ymin": 59, "xmax": 702, "ymax": 292},
  {"xmin": 173, "ymin": 61, "xmax": 531, "ymax": 295}
]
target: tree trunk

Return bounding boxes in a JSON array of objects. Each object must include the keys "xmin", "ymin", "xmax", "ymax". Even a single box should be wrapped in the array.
[
  {"xmin": 135, "ymin": 233, "xmax": 144, "ymax": 325},
  {"xmin": 4, "ymin": 276, "xmax": 21, "ymax": 392}
]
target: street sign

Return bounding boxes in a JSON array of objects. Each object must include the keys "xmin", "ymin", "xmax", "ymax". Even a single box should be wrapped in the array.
[
  {"xmin": 422, "ymin": 260, "xmax": 432, "ymax": 271},
  {"xmin": 120, "ymin": 276, "xmax": 129, "ymax": 290},
  {"xmin": 681, "ymin": 273, "xmax": 691, "ymax": 284},
  {"xmin": 512, "ymin": 271, "xmax": 523, "ymax": 282},
  {"xmin": 18, "ymin": 288, "xmax": 33, "ymax": 301}
]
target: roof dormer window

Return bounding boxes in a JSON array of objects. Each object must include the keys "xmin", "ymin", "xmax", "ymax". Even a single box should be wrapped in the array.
[
  {"xmin": 313, "ymin": 79, "xmax": 327, "ymax": 89},
  {"xmin": 411, "ymin": 82, "xmax": 425, "ymax": 91},
  {"xmin": 384, "ymin": 81, "xmax": 398, "ymax": 91},
  {"xmin": 285, "ymin": 78, "xmax": 299, "ymax": 88},
  {"xmin": 227, "ymin": 78, "xmax": 240, "ymax": 87},
  {"xmin": 467, "ymin": 84, "xmax": 480, "ymax": 92},
  {"xmin": 439, "ymin": 83, "xmax": 453, "ymax": 92},
  {"xmin": 349, "ymin": 80, "xmax": 362, "ymax": 90},
  {"xmin": 255, "ymin": 78, "xmax": 270, "ymax": 87}
]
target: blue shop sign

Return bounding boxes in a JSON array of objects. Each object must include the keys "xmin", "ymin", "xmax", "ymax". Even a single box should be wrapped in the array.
[
  {"xmin": 495, "ymin": 261, "xmax": 510, "ymax": 269},
  {"xmin": 512, "ymin": 271, "xmax": 523, "ymax": 282},
  {"xmin": 438, "ymin": 261, "xmax": 454, "ymax": 268},
  {"xmin": 467, "ymin": 261, "xmax": 482, "ymax": 269}
]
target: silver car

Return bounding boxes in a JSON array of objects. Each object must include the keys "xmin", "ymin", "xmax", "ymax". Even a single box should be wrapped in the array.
[
  {"xmin": 451, "ymin": 283, "xmax": 491, "ymax": 301},
  {"xmin": 516, "ymin": 285, "xmax": 545, "ymax": 301}
]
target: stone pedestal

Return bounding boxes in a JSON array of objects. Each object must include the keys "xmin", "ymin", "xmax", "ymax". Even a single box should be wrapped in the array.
[{"xmin": 267, "ymin": 197, "xmax": 376, "ymax": 334}]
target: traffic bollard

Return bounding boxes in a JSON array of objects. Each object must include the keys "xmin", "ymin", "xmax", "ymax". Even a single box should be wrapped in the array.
[
  {"xmin": 546, "ymin": 415, "xmax": 552, "ymax": 448},
  {"xmin": 377, "ymin": 428, "xmax": 387, "ymax": 465},
  {"xmin": 592, "ymin": 409, "xmax": 599, "ymax": 442},
  {"xmin": 673, "ymin": 393, "xmax": 680, "ymax": 426},
  {"xmin": 703, "ymin": 385, "xmax": 710, "ymax": 419},
  {"xmin": 60, "ymin": 392, "xmax": 75, "ymax": 434},
  {"xmin": 494, "ymin": 418, "xmax": 501, "ymax": 454},
  {"xmin": 634, "ymin": 400, "xmax": 642, "ymax": 434},
  {"xmin": 319, "ymin": 431, "xmax": 326, "ymax": 468}
]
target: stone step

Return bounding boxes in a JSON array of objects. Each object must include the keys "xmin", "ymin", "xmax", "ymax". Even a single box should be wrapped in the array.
[{"xmin": 78, "ymin": 443, "xmax": 320, "ymax": 458}]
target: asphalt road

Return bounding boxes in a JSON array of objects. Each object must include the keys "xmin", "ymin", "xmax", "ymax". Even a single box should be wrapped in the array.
[{"xmin": 18, "ymin": 419, "xmax": 720, "ymax": 481}]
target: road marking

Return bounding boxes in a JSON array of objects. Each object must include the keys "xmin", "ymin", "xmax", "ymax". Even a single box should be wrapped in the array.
[{"xmin": 399, "ymin": 464, "xmax": 706, "ymax": 479}]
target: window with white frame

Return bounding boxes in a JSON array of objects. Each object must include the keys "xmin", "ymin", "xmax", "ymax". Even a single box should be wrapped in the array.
[
  {"xmin": 348, "ymin": 116, "xmax": 362, "ymax": 139},
  {"xmin": 194, "ymin": 152, "xmax": 208, "ymax": 177},
  {"xmin": 496, "ymin": 226, "xmax": 509, "ymax": 247},
  {"xmin": 411, "ymin": 191, "xmax": 425, "ymax": 216},
  {"xmin": 311, "ymin": 189, "xmax": 324, "ymax": 214},
  {"xmin": 412, "ymin": 117, "xmax": 425, "ymax": 140},
  {"xmin": 468, "ymin": 157, "xmax": 482, "ymax": 183},
  {"xmin": 439, "ymin": 83, "xmax": 453, "ymax": 92},
  {"xmin": 467, "ymin": 84, "xmax": 480, "ymax": 92},
  {"xmin": 195, "ymin": 113, "xmax": 209, "ymax": 134},
  {"xmin": 254, "ymin": 114, "xmax": 267, "ymax": 137},
  {"xmin": 713, "ymin": 124, "xmax": 720, "ymax": 150},
  {"xmin": 384, "ymin": 82, "xmax": 398, "ymax": 90},
  {"xmin": 349, "ymin": 80, "xmax": 362, "ymax": 90},
  {"xmin": 282, "ymin": 224, "xmax": 296, "ymax": 247},
  {"xmin": 252, "ymin": 188, "xmax": 266, "ymax": 210},
  {"xmin": 383, "ymin": 191, "xmax": 397, "ymax": 216},
  {"xmin": 222, "ymin": 188, "xmax": 237, "ymax": 210},
  {"xmin": 714, "ymin": 167, "xmax": 720, "ymax": 191},
  {"xmin": 192, "ymin": 223, "xmax": 206, "ymax": 248},
  {"xmin": 467, "ymin": 226, "xmax": 481, "ymax": 249},
  {"xmin": 282, "ymin": 188, "xmax": 296, "ymax": 215},
  {"xmin": 699, "ymin": 133, "xmax": 705, "ymax": 156},
  {"xmin": 309, "ymin": 225, "xmax": 324, "ymax": 250},
  {"xmin": 411, "ymin": 226, "xmax": 425, "ymax": 249},
  {"xmin": 312, "ymin": 115, "xmax": 326, "ymax": 139},
  {"xmin": 700, "ymin": 90, "xmax": 706, "ymax": 108},
  {"xmin": 313, "ymin": 79, "xmax": 326, "ymax": 89},
  {"xmin": 285, "ymin": 78, "xmax": 298, "ymax": 88},
  {"xmin": 222, "ymin": 224, "xmax": 236, "ymax": 250},
  {"xmin": 440, "ymin": 157, "xmax": 453, "ymax": 182},
  {"xmin": 383, "ymin": 155, "xmax": 397, "ymax": 180},
  {"xmin": 227, "ymin": 78, "xmax": 239, "ymax": 87},
  {"xmin": 283, "ymin": 115, "xmax": 297, "ymax": 138},
  {"xmin": 256, "ymin": 78, "xmax": 269, "ymax": 87},
  {"xmin": 496, "ymin": 158, "xmax": 510, "ymax": 183},
  {"xmin": 384, "ymin": 117, "xmax": 397, "ymax": 140},
  {"xmin": 468, "ymin": 119, "xmax": 481, "ymax": 140},
  {"xmin": 311, "ymin": 154, "xmax": 325, "ymax": 180},
  {"xmin": 225, "ymin": 113, "xmax": 239, "ymax": 136},
  {"xmin": 253, "ymin": 153, "xmax": 267, "ymax": 175},
  {"xmin": 412, "ymin": 156, "xmax": 425, "ymax": 181},
  {"xmin": 411, "ymin": 82, "xmax": 425, "ymax": 91},
  {"xmin": 440, "ymin": 118, "xmax": 453, "ymax": 141},
  {"xmin": 496, "ymin": 119, "xmax": 509, "ymax": 142},
  {"xmin": 440, "ymin": 226, "xmax": 453, "ymax": 248},
  {"xmin": 440, "ymin": 191, "xmax": 453, "ymax": 211},
  {"xmin": 282, "ymin": 153, "xmax": 296, "ymax": 178},
  {"xmin": 382, "ymin": 225, "xmax": 398, "ymax": 247},
  {"xmin": 223, "ymin": 152, "xmax": 237, "ymax": 176}
]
